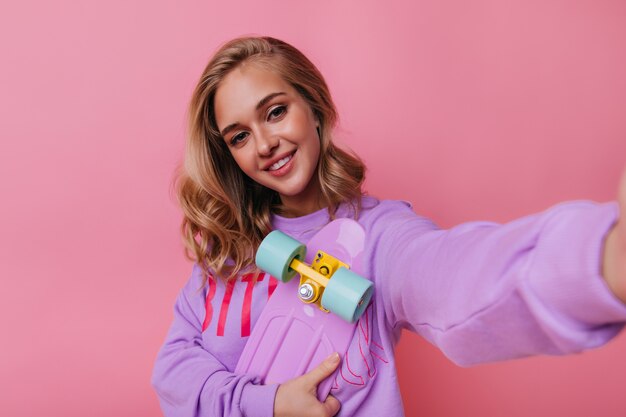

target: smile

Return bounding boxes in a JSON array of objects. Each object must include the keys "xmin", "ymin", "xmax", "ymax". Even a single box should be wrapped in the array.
[
  {"xmin": 268, "ymin": 155, "xmax": 293, "ymax": 171},
  {"xmin": 266, "ymin": 151, "xmax": 296, "ymax": 177}
]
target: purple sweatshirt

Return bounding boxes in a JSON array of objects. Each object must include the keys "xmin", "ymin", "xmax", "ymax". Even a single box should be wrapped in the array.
[{"xmin": 152, "ymin": 197, "xmax": 626, "ymax": 417}]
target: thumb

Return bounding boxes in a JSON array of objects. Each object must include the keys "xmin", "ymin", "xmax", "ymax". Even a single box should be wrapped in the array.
[
  {"xmin": 323, "ymin": 394, "xmax": 341, "ymax": 416},
  {"xmin": 302, "ymin": 353, "xmax": 341, "ymax": 386}
]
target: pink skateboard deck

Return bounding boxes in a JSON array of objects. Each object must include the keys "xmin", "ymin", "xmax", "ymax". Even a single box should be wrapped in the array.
[{"xmin": 235, "ymin": 219, "xmax": 368, "ymax": 400}]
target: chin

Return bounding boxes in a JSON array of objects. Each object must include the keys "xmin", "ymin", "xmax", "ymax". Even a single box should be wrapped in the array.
[{"xmin": 269, "ymin": 177, "xmax": 306, "ymax": 194}]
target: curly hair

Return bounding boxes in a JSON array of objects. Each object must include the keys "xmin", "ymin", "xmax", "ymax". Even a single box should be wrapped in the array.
[{"xmin": 176, "ymin": 36, "xmax": 366, "ymax": 283}]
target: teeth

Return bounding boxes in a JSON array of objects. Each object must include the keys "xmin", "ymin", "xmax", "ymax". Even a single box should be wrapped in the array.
[{"xmin": 269, "ymin": 155, "xmax": 292, "ymax": 171}]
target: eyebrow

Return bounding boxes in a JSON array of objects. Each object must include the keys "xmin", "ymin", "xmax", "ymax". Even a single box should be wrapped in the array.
[{"xmin": 219, "ymin": 92, "xmax": 287, "ymax": 137}]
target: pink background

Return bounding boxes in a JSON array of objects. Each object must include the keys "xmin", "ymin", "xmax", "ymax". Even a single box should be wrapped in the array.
[{"xmin": 1, "ymin": 1, "xmax": 625, "ymax": 416}]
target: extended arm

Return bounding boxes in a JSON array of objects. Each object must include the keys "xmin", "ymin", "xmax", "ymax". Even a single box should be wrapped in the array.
[{"xmin": 374, "ymin": 198, "xmax": 626, "ymax": 367}]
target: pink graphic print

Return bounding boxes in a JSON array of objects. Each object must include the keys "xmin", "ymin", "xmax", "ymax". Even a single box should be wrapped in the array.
[
  {"xmin": 201, "ymin": 276, "xmax": 217, "ymax": 332},
  {"xmin": 333, "ymin": 301, "xmax": 389, "ymax": 391},
  {"xmin": 202, "ymin": 273, "xmax": 278, "ymax": 337}
]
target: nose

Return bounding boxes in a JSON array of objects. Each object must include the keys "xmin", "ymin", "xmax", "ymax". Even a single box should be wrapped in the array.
[{"xmin": 256, "ymin": 128, "xmax": 279, "ymax": 156}]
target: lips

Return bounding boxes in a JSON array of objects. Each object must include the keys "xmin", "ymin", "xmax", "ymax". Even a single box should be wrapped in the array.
[
  {"xmin": 265, "ymin": 151, "xmax": 296, "ymax": 177},
  {"xmin": 263, "ymin": 151, "xmax": 296, "ymax": 171},
  {"xmin": 268, "ymin": 155, "xmax": 293, "ymax": 171}
]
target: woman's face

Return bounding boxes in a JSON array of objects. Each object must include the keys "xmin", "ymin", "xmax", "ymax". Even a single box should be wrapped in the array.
[{"xmin": 214, "ymin": 62, "xmax": 322, "ymax": 216}]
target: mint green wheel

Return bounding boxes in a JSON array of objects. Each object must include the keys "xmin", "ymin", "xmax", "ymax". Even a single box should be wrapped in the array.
[
  {"xmin": 255, "ymin": 231, "xmax": 306, "ymax": 283},
  {"xmin": 321, "ymin": 268, "xmax": 373, "ymax": 323}
]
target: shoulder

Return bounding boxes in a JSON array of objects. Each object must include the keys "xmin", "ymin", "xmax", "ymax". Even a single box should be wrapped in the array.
[
  {"xmin": 358, "ymin": 196, "xmax": 438, "ymax": 234},
  {"xmin": 177, "ymin": 264, "xmax": 214, "ymax": 312},
  {"xmin": 182, "ymin": 263, "xmax": 210, "ymax": 293}
]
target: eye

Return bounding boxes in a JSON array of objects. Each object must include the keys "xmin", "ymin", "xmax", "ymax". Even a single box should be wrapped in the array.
[
  {"xmin": 230, "ymin": 131, "xmax": 248, "ymax": 146},
  {"xmin": 267, "ymin": 105, "xmax": 287, "ymax": 121}
]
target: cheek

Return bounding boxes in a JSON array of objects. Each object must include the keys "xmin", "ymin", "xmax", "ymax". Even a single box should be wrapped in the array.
[
  {"xmin": 308, "ymin": 124, "xmax": 321, "ymax": 155},
  {"xmin": 312, "ymin": 140, "xmax": 321, "ymax": 166},
  {"xmin": 284, "ymin": 108, "xmax": 316, "ymax": 140},
  {"xmin": 231, "ymin": 150, "xmax": 255, "ymax": 174}
]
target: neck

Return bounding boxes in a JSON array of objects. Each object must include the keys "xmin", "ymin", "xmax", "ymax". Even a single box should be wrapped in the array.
[{"xmin": 278, "ymin": 175, "xmax": 325, "ymax": 218}]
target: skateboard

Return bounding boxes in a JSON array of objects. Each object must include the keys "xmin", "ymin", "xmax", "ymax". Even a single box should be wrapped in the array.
[{"xmin": 235, "ymin": 219, "xmax": 374, "ymax": 400}]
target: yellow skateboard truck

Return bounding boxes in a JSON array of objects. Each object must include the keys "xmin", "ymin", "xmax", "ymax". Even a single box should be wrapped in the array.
[
  {"xmin": 255, "ymin": 229, "xmax": 373, "ymax": 323},
  {"xmin": 289, "ymin": 251, "xmax": 349, "ymax": 312}
]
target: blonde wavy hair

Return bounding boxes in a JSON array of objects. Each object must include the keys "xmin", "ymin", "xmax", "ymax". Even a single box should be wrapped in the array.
[{"xmin": 177, "ymin": 36, "xmax": 366, "ymax": 282}]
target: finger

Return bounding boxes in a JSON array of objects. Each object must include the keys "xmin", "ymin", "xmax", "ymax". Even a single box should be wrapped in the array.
[
  {"xmin": 302, "ymin": 352, "xmax": 341, "ymax": 386},
  {"xmin": 323, "ymin": 394, "xmax": 341, "ymax": 416}
]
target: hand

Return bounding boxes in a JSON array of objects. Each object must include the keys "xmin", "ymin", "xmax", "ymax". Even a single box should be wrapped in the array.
[
  {"xmin": 602, "ymin": 167, "xmax": 626, "ymax": 304},
  {"xmin": 273, "ymin": 352, "xmax": 342, "ymax": 417}
]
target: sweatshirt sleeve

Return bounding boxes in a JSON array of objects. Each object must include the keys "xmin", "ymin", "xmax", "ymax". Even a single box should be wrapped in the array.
[
  {"xmin": 374, "ymin": 200, "xmax": 626, "ymax": 366},
  {"xmin": 151, "ymin": 267, "xmax": 278, "ymax": 417}
]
